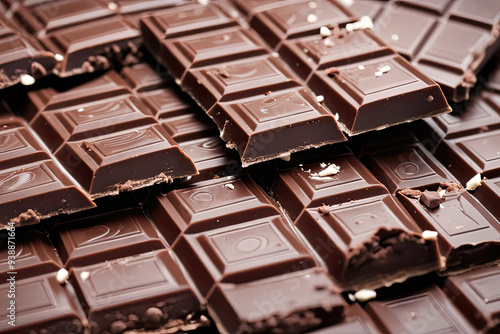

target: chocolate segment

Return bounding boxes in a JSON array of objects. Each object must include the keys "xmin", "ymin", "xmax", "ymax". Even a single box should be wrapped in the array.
[
  {"xmin": 0, "ymin": 230, "xmax": 62, "ymax": 279},
  {"xmin": 308, "ymin": 54, "xmax": 451, "ymax": 135},
  {"xmin": 70, "ymin": 250, "xmax": 201, "ymax": 333},
  {"xmin": 295, "ymin": 194, "xmax": 441, "ymax": 290},
  {"xmin": 443, "ymin": 263, "xmax": 500, "ymax": 333},
  {"xmin": 270, "ymin": 154, "xmax": 388, "ymax": 221},
  {"xmin": 361, "ymin": 139, "xmax": 458, "ymax": 194},
  {"xmin": 207, "ymin": 88, "xmax": 346, "ymax": 166},
  {"xmin": 397, "ymin": 186, "xmax": 500, "ymax": 271},
  {"xmin": 208, "ymin": 268, "xmax": 346, "ymax": 334},
  {"xmin": 53, "ymin": 208, "xmax": 165, "ymax": 267},
  {"xmin": 369, "ymin": 0, "xmax": 500, "ymax": 102},
  {"xmin": 308, "ymin": 303, "xmax": 382, "ymax": 333},
  {"xmin": 365, "ymin": 284, "xmax": 476, "ymax": 333},
  {"xmin": 0, "ymin": 274, "xmax": 85, "ymax": 333},
  {"xmin": 146, "ymin": 175, "xmax": 280, "ymax": 245},
  {"xmin": 434, "ymin": 129, "xmax": 500, "ymax": 184}
]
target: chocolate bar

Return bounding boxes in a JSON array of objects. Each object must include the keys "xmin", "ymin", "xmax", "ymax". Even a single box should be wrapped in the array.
[
  {"xmin": 3, "ymin": 0, "xmax": 187, "ymax": 77},
  {"xmin": 23, "ymin": 71, "xmax": 198, "ymax": 198},
  {"xmin": 237, "ymin": 0, "xmax": 452, "ymax": 135},
  {"xmin": 141, "ymin": 2, "xmax": 347, "ymax": 166},
  {"xmin": 0, "ymin": 6, "xmax": 56, "ymax": 89},
  {"xmin": 348, "ymin": 0, "xmax": 500, "ymax": 102}
]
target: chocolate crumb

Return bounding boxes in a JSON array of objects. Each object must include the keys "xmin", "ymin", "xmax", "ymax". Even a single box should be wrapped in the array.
[
  {"xmin": 216, "ymin": 68, "xmax": 231, "ymax": 78},
  {"xmin": 325, "ymin": 67, "xmax": 340, "ymax": 76},
  {"xmin": 317, "ymin": 204, "xmax": 331, "ymax": 215},
  {"xmin": 420, "ymin": 190, "xmax": 443, "ymax": 209},
  {"xmin": 144, "ymin": 307, "xmax": 164, "ymax": 325},
  {"xmin": 438, "ymin": 181, "xmax": 464, "ymax": 193},
  {"xmin": 110, "ymin": 320, "xmax": 127, "ymax": 334},
  {"xmin": 265, "ymin": 90, "xmax": 271, "ymax": 95},
  {"xmin": 399, "ymin": 188, "xmax": 422, "ymax": 199}
]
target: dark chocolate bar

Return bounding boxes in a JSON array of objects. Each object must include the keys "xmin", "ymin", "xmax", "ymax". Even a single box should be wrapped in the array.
[
  {"xmin": 236, "ymin": 0, "xmax": 452, "ymax": 135},
  {"xmin": 350, "ymin": 0, "xmax": 500, "ymax": 102}
]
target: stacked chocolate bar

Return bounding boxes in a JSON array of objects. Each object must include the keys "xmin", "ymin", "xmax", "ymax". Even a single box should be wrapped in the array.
[{"xmin": 0, "ymin": 0, "xmax": 499, "ymax": 333}]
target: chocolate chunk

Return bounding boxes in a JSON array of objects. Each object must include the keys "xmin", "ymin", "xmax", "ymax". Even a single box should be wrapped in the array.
[
  {"xmin": 208, "ymin": 268, "xmax": 345, "ymax": 334},
  {"xmin": 399, "ymin": 188, "xmax": 422, "ymax": 199},
  {"xmin": 420, "ymin": 190, "xmax": 443, "ymax": 208},
  {"xmin": 295, "ymin": 194, "xmax": 441, "ymax": 290},
  {"xmin": 71, "ymin": 250, "xmax": 201, "ymax": 333},
  {"xmin": 397, "ymin": 187, "xmax": 500, "ymax": 271}
]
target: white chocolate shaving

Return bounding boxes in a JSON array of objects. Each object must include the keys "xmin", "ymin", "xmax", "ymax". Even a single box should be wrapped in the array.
[
  {"xmin": 316, "ymin": 95, "xmax": 324, "ymax": 103},
  {"xmin": 279, "ymin": 152, "xmax": 291, "ymax": 161},
  {"xmin": 320, "ymin": 26, "xmax": 332, "ymax": 37},
  {"xmin": 80, "ymin": 271, "xmax": 90, "ymax": 281},
  {"xmin": 466, "ymin": 173, "xmax": 482, "ymax": 191},
  {"xmin": 55, "ymin": 54, "xmax": 64, "ymax": 61},
  {"xmin": 307, "ymin": 14, "xmax": 318, "ymax": 23},
  {"xmin": 354, "ymin": 289, "xmax": 376, "ymax": 302},
  {"xmin": 422, "ymin": 230, "xmax": 438, "ymax": 241},
  {"xmin": 20, "ymin": 74, "xmax": 35, "ymax": 86},
  {"xmin": 57, "ymin": 268, "xmax": 69, "ymax": 285},
  {"xmin": 346, "ymin": 16, "xmax": 373, "ymax": 32},
  {"xmin": 318, "ymin": 164, "xmax": 340, "ymax": 177},
  {"xmin": 224, "ymin": 183, "xmax": 235, "ymax": 190}
]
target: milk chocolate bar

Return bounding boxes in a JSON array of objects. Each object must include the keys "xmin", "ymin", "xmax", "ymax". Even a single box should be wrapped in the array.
[
  {"xmin": 237, "ymin": 0, "xmax": 451, "ymax": 135},
  {"xmin": 350, "ymin": 0, "xmax": 500, "ymax": 102},
  {"xmin": 141, "ymin": 2, "xmax": 347, "ymax": 166},
  {"xmin": 3, "ymin": 0, "xmax": 188, "ymax": 77},
  {"xmin": 24, "ymin": 71, "xmax": 198, "ymax": 198}
]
